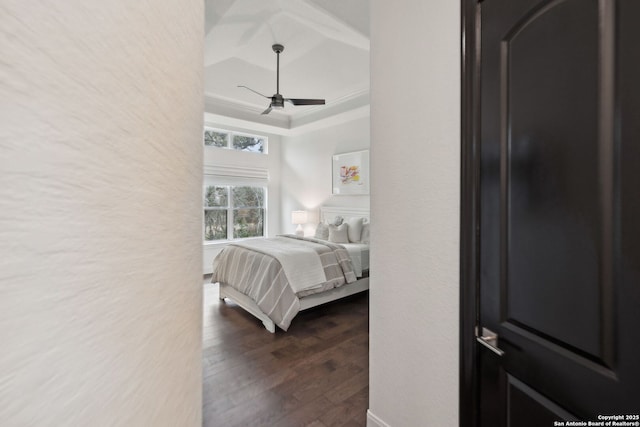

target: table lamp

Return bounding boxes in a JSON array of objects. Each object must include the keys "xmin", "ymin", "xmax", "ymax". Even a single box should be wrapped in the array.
[{"xmin": 291, "ymin": 210, "xmax": 308, "ymax": 236}]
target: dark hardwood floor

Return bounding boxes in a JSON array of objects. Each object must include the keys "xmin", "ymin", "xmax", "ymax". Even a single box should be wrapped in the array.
[{"xmin": 202, "ymin": 280, "xmax": 369, "ymax": 427}]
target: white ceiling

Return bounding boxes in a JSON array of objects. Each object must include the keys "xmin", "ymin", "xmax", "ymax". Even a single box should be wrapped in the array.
[{"xmin": 203, "ymin": 0, "xmax": 370, "ymax": 132}]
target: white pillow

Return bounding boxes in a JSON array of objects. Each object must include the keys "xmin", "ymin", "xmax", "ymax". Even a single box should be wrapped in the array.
[
  {"xmin": 360, "ymin": 222, "xmax": 370, "ymax": 244},
  {"xmin": 314, "ymin": 222, "xmax": 329, "ymax": 240},
  {"xmin": 331, "ymin": 215, "xmax": 344, "ymax": 226},
  {"xmin": 328, "ymin": 223, "xmax": 349, "ymax": 243},
  {"xmin": 346, "ymin": 217, "xmax": 364, "ymax": 243}
]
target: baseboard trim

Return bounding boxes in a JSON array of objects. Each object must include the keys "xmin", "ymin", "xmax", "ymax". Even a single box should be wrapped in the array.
[{"xmin": 367, "ymin": 409, "xmax": 391, "ymax": 427}]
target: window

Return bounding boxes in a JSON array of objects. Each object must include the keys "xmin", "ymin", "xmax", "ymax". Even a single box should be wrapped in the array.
[
  {"xmin": 204, "ymin": 128, "xmax": 267, "ymax": 153},
  {"xmin": 203, "ymin": 129, "xmax": 228, "ymax": 148},
  {"xmin": 203, "ymin": 186, "xmax": 228, "ymax": 240},
  {"xmin": 204, "ymin": 185, "xmax": 265, "ymax": 242}
]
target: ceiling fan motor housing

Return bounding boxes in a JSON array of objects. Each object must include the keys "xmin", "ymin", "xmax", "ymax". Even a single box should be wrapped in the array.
[{"xmin": 271, "ymin": 94, "xmax": 285, "ymax": 108}]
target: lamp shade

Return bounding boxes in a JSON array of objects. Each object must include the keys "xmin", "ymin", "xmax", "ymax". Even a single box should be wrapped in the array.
[{"xmin": 291, "ymin": 210, "xmax": 308, "ymax": 225}]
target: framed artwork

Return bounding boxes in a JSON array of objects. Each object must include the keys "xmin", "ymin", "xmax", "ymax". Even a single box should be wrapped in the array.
[{"xmin": 332, "ymin": 150, "xmax": 369, "ymax": 195}]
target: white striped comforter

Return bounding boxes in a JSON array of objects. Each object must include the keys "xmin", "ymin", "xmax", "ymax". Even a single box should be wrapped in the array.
[
  {"xmin": 230, "ymin": 236, "xmax": 327, "ymax": 293},
  {"xmin": 211, "ymin": 235, "xmax": 357, "ymax": 331}
]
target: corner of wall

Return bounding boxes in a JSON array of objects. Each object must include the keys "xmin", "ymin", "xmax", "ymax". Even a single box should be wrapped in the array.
[{"xmin": 367, "ymin": 409, "xmax": 392, "ymax": 427}]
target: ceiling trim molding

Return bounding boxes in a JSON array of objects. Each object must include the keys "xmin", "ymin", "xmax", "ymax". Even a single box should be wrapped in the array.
[
  {"xmin": 290, "ymin": 88, "xmax": 369, "ymax": 126},
  {"xmin": 204, "ymin": 112, "xmax": 291, "ymax": 136},
  {"xmin": 281, "ymin": 1, "xmax": 369, "ymax": 51},
  {"xmin": 204, "ymin": 87, "xmax": 369, "ymax": 134},
  {"xmin": 204, "ymin": 93, "xmax": 291, "ymax": 129},
  {"xmin": 287, "ymin": 104, "xmax": 370, "ymax": 136},
  {"xmin": 204, "ymin": 102, "xmax": 369, "ymax": 137}
]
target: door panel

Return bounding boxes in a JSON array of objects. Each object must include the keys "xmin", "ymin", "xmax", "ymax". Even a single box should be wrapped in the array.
[
  {"xmin": 507, "ymin": 376, "xmax": 578, "ymax": 426},
  {"xmin": 475, "ymin": 0, "xmax": 640, "ymax": 423},
  {"xmin": 478, "ymin": 350, "xmax": 506, "ymax": 427},
  {"xmin": 505, "ymin": 0, "xmax": 603, "ymax": 358}
]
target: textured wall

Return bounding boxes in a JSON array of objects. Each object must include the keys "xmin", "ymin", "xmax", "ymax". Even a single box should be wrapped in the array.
[
  {"xmin": 369, "ymin": 0, "xmax": 460, "ymax": 425},
  {"xmin": 0, "ymin": 1, "xmax": 204, "ymax": 425}
]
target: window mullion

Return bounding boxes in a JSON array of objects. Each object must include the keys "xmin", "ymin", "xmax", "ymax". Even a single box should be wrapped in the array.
[{"xmin": 227, "ymin": 185, "xmax": 233, "ymax": 240}]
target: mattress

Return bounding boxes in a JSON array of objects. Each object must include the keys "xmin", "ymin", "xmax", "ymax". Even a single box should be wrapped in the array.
[{"xmin": 340, "ymin": 243, "xmax": 370, "ymax": 277}]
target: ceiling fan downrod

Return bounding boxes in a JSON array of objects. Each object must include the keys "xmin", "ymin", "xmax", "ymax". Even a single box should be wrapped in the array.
[{"xmin": 272, "ymin": 44, "xmax": 284, "ymax": 96}]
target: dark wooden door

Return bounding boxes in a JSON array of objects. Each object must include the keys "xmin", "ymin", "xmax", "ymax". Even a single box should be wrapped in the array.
[{"xmin": 469, "ymin": 0, "xmax": 640, "ymax": 424}]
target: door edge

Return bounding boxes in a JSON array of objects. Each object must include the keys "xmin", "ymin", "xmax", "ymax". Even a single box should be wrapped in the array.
[{"xmin": 460, "ymin": 0, "xmax": 481, "ymax": 426}]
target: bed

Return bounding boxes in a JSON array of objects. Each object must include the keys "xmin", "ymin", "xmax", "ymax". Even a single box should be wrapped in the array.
[{"xmin": 211, "ymin": 206, "xmax": 370, "ymax": 332}]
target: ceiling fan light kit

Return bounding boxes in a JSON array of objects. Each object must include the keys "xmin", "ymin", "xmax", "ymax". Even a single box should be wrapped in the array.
[{"xmin": 238, "ymin": 44, "xmax": 326, "ymax": 115}]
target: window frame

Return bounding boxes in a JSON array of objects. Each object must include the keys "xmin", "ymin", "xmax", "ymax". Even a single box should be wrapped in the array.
[
  {"xmin": 203, "ymin": 184, "xmax": 267, "ymax": 243},
  {"xmin": 203, "ymin": 127, "xmax": 268, "ymax": 154}
]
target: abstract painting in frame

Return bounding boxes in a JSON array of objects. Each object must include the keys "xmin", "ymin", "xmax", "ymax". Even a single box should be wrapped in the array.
[{"xmin": 332, "ymin": 150, "xmax": 369, "ymax": 195}]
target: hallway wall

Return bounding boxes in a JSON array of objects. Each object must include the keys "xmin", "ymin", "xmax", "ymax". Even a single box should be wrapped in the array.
[
  {"xmin": 0, "ymin": 2, "xmax": 204, "ymax": 425},
  {"xmin": 368, "ymin": 0, "xmax": 461, "ymax": 425}
]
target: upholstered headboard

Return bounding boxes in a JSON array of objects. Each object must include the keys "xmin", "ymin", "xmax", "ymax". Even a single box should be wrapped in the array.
[{"xmin": 319, "ymin": 206, "xmax": 370, "ymax": 223}]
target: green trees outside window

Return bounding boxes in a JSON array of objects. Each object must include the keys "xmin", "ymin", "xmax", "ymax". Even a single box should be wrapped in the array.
[
  {"xmin": 204, "ymin": 128, "xmax": 266, "ymax": 153},
  {"xmin": 232, "ymin": 135, "xmax": 265, "ymax": 153},
  {"xmin": 204, "ymin": 130, "xmax": 228, "ymax": 147},
  {"xmin": 204, "ymin": 185, "xmax": 265, "ymax": 241}
]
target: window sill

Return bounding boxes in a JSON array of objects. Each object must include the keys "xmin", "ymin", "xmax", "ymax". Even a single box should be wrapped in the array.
[
  {"xmin": 203, "ymin": 237, "xmax": 265, "ymax": 247},
  {"xmin": 203, "ymin": 241, "xmax": 229, "ymax": 247}
]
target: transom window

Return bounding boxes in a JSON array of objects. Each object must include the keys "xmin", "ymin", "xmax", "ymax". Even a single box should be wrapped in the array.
[
  {"xmin": 204, "ymin": 128, "xmax": 267, "ymax": 153},
  {"xmin": 204, "ymin": 185, "xmax": 266, "ymax": 241}
]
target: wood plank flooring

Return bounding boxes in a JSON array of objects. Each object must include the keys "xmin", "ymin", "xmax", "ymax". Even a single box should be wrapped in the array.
[{"xmin": 202, "ymin": 280, "xmax": 369, "ymax": 427}]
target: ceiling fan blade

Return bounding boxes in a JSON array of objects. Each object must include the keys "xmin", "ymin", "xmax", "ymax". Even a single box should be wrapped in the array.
[
  {"xmin": 238, "ymin": 85, "xmax": 270, "ymax": 99},
  {"xmin": 285, "ymin": 98, "xmax": 326, "ymax": 106},
  {"xmin": 261, "ymin": 106, "xmax": 272, "ymax": 115}
]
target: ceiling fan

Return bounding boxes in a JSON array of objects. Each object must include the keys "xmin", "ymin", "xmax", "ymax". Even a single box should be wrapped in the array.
[{"xmin": 238, "ymin": 44, "xmax": 326, "ymax": 115}]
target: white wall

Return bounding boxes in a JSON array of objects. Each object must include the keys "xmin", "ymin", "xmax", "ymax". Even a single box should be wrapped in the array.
[
  {"xmin": 0, "ymin": 2, "xmax": 203, "ymax": 426},
  {"xmin": 201, "ymin": 115, "xmax": 283, "ymax": 273},
  {"xmin": 281, "ymin": 116, "xmax": 370, "ymax": 235},
  {"xmin": 368, "ymin": 0, "xmax": 460, "ymax": 426}
]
